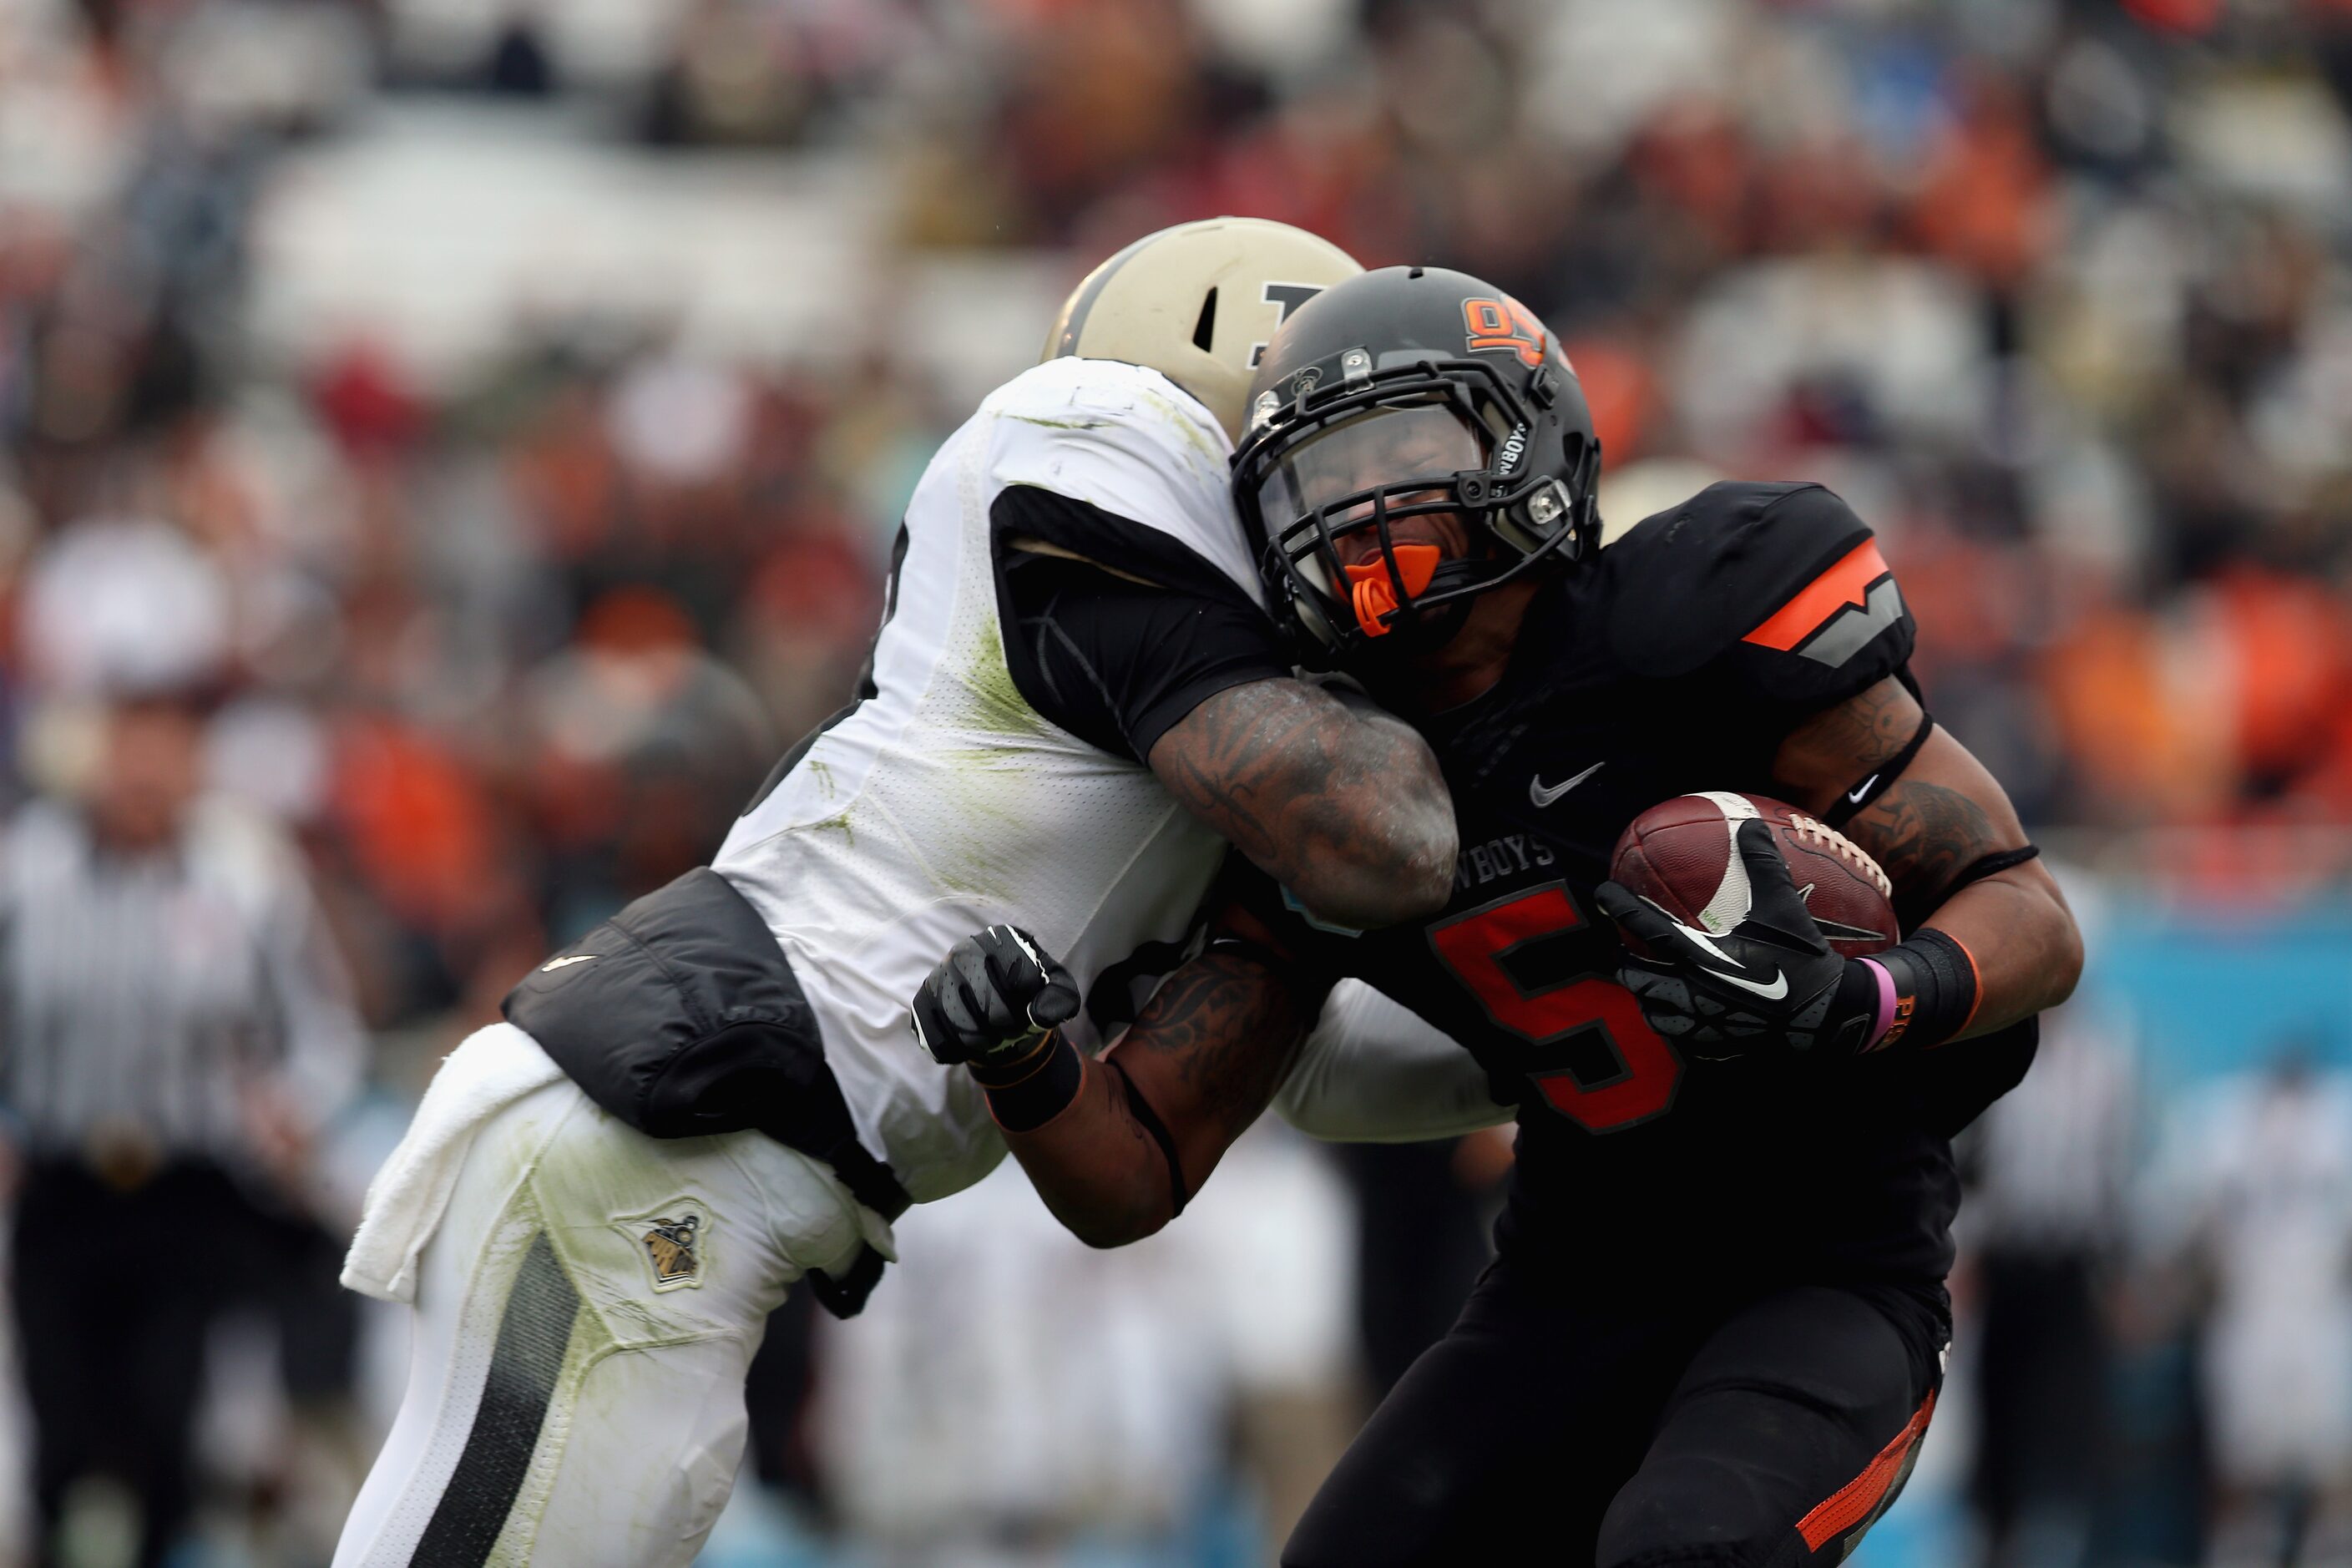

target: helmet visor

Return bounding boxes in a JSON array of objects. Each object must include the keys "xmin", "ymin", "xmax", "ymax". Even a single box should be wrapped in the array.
[{"xmin": 1252, "ymin": 401, "xmax": 1489, "ymax": 527}]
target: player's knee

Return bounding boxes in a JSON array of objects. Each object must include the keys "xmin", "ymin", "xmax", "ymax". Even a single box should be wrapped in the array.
[{"xmin": 1596, "ymin": 1454, "xmax": 1779, "ymax": 1568}]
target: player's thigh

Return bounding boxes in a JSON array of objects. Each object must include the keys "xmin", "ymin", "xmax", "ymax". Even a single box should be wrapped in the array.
[
  {"xmin": 1283, "ymin": 1267, "xmax": 1667, "ymax": 1568},
  {"xmin": 522, "ymin": 1090, "xmax": 871, "ymax": 1563},
  {"xmin": 335, "ymin": 1077, "xmax": 864, "ymax": 1568},
  {"xmin": 526, "ymin": 1333, "xmax": 759, "ymax": 1565},
  {"xmin": 1596, "ymin": 1285, "xmax": 1940, "ymax": 1568}
]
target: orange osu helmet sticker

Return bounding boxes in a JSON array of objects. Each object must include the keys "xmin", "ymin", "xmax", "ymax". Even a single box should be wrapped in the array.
[{"xmin": 1462, "ymin": 296, "xmax": 1550, "ymax": 368}]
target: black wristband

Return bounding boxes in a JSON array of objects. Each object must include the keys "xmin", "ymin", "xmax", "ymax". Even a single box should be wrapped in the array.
[
  {"xmin": 1869, "ymin": 928, "xmax": 1980, "ymax": 1051},
  {"xmin": 971, "ymin": 1031, "xmax": 1084, "ymax": 1131}
]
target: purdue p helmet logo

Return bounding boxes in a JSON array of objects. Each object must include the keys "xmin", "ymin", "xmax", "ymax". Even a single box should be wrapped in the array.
[{"xmin": 620, "ymin": 1206, "xmax": 708, "ymax": 1292}]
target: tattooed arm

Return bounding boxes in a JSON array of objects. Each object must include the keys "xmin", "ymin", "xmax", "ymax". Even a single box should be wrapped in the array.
[
  {"xmin": 1770, "ymin": 677, "xmax": 2082, "ymax": 1038},
  {"xmin": 999, "ymin": 935, "xmax": 1503, "ymax": 1245},
  {"xmin": 1000, "ymin": 908, "xmax": 1335, "ymax": 1248},
  {"xmin": 1148, "ymin": 679, "xmax": 1456, "ymax": 929}
]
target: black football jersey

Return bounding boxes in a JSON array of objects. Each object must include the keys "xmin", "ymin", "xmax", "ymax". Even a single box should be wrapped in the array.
[{"xmin": 1257, "ymin": 482, "xmax": 2036, "ymax": 1298}]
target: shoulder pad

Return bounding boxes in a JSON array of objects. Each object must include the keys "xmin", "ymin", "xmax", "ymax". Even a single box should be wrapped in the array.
[
  {"xmin": 981, "ymin": 360, "xmax": 1258, "ymax": 603},
  {"xmin": 1604, "ymin": 481, "xmax": 1913, "ymax": 706}
]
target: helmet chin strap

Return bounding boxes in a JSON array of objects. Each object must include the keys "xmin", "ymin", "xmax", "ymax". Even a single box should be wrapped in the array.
[{"xmin": 1424, "ymin": 556, "xmax": 1502, "ymax": 597}]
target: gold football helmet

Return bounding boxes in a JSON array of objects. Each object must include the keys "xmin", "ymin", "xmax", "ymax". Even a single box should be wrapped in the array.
[{"xmin": 1042, "ymin": 216, "xmax": 1361, "ymax": 443}]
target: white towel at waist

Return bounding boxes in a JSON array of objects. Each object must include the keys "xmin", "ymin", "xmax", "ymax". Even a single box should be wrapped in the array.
[{"xmin": 341, "ymin": 1021, "xmax": 565, "ymax": 1303}]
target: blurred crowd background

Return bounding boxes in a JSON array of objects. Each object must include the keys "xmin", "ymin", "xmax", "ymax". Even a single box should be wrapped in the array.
[{"xmin": 4, "ymin": 0, "xmax": 2352, "ymax": 1562}]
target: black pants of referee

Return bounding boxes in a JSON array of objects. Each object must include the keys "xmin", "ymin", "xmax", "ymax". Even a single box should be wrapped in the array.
[
  {"xmin": 12, "ymin": 1158, "xmax": 271, "ymax": 1568},
  {"xmin": 1284, "ymin": 1257, "xmax": 1947, "ymax": 1567}
]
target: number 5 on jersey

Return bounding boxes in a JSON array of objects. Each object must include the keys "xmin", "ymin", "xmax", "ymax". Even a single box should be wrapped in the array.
[{"xmin": 1426, "ymin": 883, "xmax": 1682, "ymax": 1133}]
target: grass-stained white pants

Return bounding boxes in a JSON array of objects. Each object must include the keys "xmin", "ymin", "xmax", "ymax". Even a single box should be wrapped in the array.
[{"xmin": 333, "ymin": 1030, "xmax": 873, "ymax": 1567}]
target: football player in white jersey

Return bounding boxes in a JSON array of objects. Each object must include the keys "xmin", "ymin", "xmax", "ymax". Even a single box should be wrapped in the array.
[{"xmin": 330, "ymin": 218, "xmax": 1487, "ymax": 1568}]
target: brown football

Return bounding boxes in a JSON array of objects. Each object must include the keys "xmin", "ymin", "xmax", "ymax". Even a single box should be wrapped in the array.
[{"xmin": 1608, "ymin": 792, "xmax": 1899, "ymax": 960}]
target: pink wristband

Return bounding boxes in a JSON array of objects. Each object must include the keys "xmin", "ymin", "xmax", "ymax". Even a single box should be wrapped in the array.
[{"xmin": 1859, "ymin": 957, "xmax": 1899, "ymax": 1050}]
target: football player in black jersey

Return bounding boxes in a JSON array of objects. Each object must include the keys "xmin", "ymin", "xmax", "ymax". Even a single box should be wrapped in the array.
[{"xmin": 912, "ymin": 266, "xmax": 2084, "ymax": 1566}]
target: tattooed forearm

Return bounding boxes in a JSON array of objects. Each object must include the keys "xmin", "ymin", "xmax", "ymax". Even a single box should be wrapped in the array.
[
  {"xmin": 1149, "ymin": 679, "xmax": 1456, "ymax": 928},
  {"xmin": 1854, "ymin": 781, "xmax": 2082, "ymax": 1034},
  {"xmin": 1851, "ymin": 779, "xmax": 2005, "ymax": 910},
  {"xmin": 1000, "ymin": 943, "xmax": 1320, "ymax": 1248},
  {"xmin": 1003, "ymin": 1059, "xmax": 1180, "ymax": 1248},
  {"xmin": 1772, "ymin": 675, "xmax": 2014, "ymax": 905},
  {"xmin": 1776, "ymin": 698, "xmax": 2083, "ymax": 1032},
  {"xmin": 1122, "ymin": 949, "xmax": 1316, "ymax": 1145}
]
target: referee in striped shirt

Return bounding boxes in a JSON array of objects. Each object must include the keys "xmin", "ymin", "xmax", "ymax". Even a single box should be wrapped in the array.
[{"xmin": 3, "ymin": 523, "xmax": 366, "ymax": 1567}]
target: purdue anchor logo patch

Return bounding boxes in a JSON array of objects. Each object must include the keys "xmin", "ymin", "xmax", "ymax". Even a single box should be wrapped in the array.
[{"xmin": 620, "ymin": 1206, "xmax": 709, "ymax": 1292}]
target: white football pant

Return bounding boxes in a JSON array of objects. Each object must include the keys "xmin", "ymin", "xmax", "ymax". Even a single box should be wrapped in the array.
[{"xmin": 332, "ymin": 1066, "xmax": 871, "ymax": 1567}]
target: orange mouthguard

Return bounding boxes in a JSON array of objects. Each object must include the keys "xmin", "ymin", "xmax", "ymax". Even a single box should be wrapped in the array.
[{"xmin": 1344, "ymin": 544, "xmax": 1442, "ymax": 637}]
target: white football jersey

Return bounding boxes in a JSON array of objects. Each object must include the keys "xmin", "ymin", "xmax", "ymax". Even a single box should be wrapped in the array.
[{"xmin": 715, "ymin": 357, "xmax": 1259, "ymax": 1203}]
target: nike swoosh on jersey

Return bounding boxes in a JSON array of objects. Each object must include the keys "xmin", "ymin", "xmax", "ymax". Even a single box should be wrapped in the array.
[
  {"xmin": 1530, "ymin": 761, "xmax": 1605, "ymax": 807},
  {"xmin": 1846, "ymin": 775, "xmax": 1879, "ymax": 805},
  {"xmin": 540, "ymin": 954, "xmax": 597, "ymax": 971}
]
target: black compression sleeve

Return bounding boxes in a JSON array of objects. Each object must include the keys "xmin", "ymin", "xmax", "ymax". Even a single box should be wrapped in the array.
[{"xmin": 993, "ymin": 492, "xmax": 1292, "ymax": 763}]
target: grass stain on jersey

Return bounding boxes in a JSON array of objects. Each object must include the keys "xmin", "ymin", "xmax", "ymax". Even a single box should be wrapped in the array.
[
  {"xmin": 1008, "ymin": 415, "xmax": 1109, "ymax": 431},
  {"xmin": 1137, "ymin": 387, "xmax": 1228, "ymax": 469},
  {"xmin": 928, "ymin": 765, "xmax": 1030, "ymax": 897},
  {"xmin": 960, "ymin": 614, "xmax": 1050, "ymax": 741},
  {"xmin": 933, "ymin": 615, "xmax": 1052, "ymax": 895},
  {"xmin": 808, "ymin": 759, "xmax": 837, "ymax": 801}
]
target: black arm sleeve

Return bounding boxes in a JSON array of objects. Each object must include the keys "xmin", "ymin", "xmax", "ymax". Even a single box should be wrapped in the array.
[{"xmin": 992, "ymin": 487, "xmax": 1293, "ymax": 763}]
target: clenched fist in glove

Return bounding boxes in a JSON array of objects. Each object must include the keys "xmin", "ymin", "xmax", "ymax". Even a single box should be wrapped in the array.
[{"xmin": 910, "ymin": 925, "xmax": 1082, "ymax": 1068}]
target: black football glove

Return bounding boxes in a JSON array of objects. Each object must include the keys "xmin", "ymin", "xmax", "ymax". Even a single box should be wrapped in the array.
[
  {"xmin": 910, "ymin": 924, "xmax": 1082, "ymax": 1068},
  {"xmin": 1594, "ymin": 819, "xmax": 1879, "ymax": 1061}
]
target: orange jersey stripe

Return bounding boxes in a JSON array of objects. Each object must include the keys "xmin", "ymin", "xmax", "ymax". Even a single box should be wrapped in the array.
[
  {"xmin": 1797, "ymin": 1388, "xmax": 1938, "ymax": 1551},
  {"xmin": 1743, "ymin": 539, "xmax": 1894, "ymax": 654}
]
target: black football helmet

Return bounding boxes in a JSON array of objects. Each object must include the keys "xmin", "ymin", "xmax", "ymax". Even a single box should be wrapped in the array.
[{"xmin": 1231, "ymin": 266, "xmax": 1601, "ymax": 663}]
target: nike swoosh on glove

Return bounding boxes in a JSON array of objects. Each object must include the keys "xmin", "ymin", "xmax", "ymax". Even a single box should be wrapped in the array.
[
  {"xmin": 1594, "ymin": 819, "xmax": 1878, "ymax": 1061},
  {"xmin": 910, "ymin": 924, "xmax": 1082, "ymax": 1067}
]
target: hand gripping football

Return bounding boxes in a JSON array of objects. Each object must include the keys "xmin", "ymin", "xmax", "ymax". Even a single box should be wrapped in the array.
[{"xmin": 1608, "ymin": 792, "xmax": 1898, "ymax": 959}]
